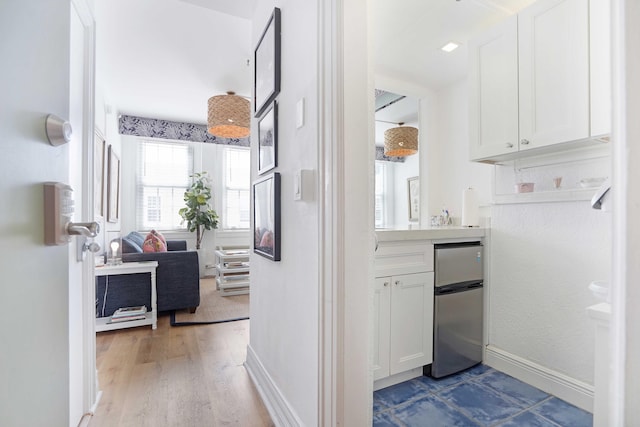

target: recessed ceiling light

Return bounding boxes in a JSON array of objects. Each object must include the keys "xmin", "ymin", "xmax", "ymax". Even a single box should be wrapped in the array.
[{"xmin": 440, "ymin": 42, "xmax": 459, "ymax": 53}]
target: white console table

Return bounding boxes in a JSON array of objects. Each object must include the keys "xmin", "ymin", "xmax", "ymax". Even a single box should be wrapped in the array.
[{"xmin": 95, "ymin": 261, "xmax": 159, "ymax": 332}]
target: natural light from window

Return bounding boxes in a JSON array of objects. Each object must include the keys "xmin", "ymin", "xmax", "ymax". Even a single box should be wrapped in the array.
[
  {"xmin": 223, "ymin": 147, "xmax": 250, "ymax": 230},
  {"xmin": 137, "ymin": 140, "xmax": 193, "ymax": 231}
]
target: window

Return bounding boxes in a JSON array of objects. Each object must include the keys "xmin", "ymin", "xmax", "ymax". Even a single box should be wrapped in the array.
[
  {"xmin": 223, "ymin": 147, "xmax": 250, "ymax": 229},
  {"xmin": 136, "ymin": 140, "xmax": 193, "ymax": 230},
  {"xmin": 375, "ymin": 161, "xmax": 387, "ymax": 228}
]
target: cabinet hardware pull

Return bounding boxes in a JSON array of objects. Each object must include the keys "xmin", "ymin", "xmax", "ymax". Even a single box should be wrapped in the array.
[
  {"xmin": 384, "ymin": 282, "xmax": 389, "ymax": 287},
  {"xmin": 395, "ymin": 280, "xmax": 400, "ymax": 286},
  {"xmin": 506, "ymin": 142, "xmax": 513, "ymax": 148},
  {"xmin": 520, "ymin": 139, "xmax": 530, "ymax": 145}
]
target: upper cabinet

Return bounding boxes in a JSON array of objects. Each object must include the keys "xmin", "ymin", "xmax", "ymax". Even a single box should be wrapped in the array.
[
  {"xmin": 469, "ymin": 15, "xmax": 519, "ymax": 160},
  {"xmin": 469, "ymin": 0, "xmax": 610, "ymax": 163}
]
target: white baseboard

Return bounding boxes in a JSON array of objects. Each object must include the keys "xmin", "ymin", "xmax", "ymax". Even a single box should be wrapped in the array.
[
  {"xmin": 244, "ymin": 345, "xmax": 303, "ymax": 427},
  {"xmin": 374, "ymin": 367, "xmax": 423, "ymax": 391},
  {"xmin": 485, "ymin": 345, "xmax": 594, "ymax": 412}
]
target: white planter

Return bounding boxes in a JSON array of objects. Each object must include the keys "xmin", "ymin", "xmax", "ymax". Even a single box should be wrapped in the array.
[{"xmin": 196, "ymin": 248, "xmax": 215, "ymax": 278}]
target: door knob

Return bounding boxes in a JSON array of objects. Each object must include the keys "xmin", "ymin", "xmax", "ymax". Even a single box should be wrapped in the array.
[
  {"xmin": 76, "ymin": 235, "xmax": 101, "ymax": 262},
  {"xmin": 67, "ymin": 221, "xmax": 100, "ymax": 237},
  {"xmin": 84, "ymin": 241, "xmax": 101, "ymax": 253}
]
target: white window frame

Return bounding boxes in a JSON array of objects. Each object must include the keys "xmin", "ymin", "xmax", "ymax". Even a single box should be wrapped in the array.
[
  {"xmin": 135, "ymin": 139, "xmax": 194, "ymax": 232},
  {"xmin": 221, "ymin": 146, "xmax": 250, "ymax": 231}
]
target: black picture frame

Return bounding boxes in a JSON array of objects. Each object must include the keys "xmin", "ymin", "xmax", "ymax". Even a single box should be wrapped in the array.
[
  {"xmin": 258, "ymin": 101, "xmax": 278, "ymax": 175},
  {"xmin": 254, "ymin": 7, "xmax": 281, "ymax": 118},
  {"xmin": 253, "ymin": 172, "xmax": 281, "ymax": 261}
]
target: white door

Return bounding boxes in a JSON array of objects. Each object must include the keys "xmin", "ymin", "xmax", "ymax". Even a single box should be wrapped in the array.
[
  {"xmin": 69, "ymin": 1, "xmax": 97, "ymax": 425},
  {"xmin": 373, "ymin": 277, "xmax": 391, "ymax": 381},
  {"xmin": 389, "ymin": 272, "xmax": 434, "ymax": 375},
  {"xmin": 518, "ymin": 0, "xmax": 589, "ymax": 149},
  {"xmin": 468, "ymin": 15, "xmax": 519, "ymax": 160}
]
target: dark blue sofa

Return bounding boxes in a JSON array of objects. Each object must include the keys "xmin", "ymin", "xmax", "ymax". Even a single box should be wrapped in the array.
[{"xmin": 95, "ymin": 232, "xmax": 200, "ymax": 317}]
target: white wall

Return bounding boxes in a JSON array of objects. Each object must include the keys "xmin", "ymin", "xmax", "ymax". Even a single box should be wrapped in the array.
[
  {"xmin": 247, "ymin": 1, "xmax": 320, "ymax": 425},
  {"xmin": 426, "ymin": 79, "xmax": 493, "ymax": 223},
  {"xmin": 489, "ymin": 201, "xmax": 609, "ymax": 384},
  {"xmin": 0, "ymin": 0, "xmax": 71, "ymax": 425}
]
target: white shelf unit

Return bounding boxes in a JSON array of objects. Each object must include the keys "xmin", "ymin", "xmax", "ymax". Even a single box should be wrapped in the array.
[
  {"xmin": 94, "ymin": 261, "xmax": 159, "ymax": 332},
  {"xmin": 215, "ymin": 247, "xmax": 250, "ymax": 296}
]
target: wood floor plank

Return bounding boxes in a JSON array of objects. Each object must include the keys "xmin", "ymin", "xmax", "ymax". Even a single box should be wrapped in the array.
[{"xmin": 91, "ymin": 314, "xmax": 272, "ymax": 426}]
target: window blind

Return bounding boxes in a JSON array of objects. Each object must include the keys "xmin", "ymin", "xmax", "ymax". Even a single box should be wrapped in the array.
[{"xmin": 136, "ymin": 140, "xmax": 194, "ymax": 231}]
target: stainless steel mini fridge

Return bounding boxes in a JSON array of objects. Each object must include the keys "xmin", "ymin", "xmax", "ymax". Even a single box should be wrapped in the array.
[{"xmin": 431, "ymin": 242, "xmax": 484, "ymax": 378}]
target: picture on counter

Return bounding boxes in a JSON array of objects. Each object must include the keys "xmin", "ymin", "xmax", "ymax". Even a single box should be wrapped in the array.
[
  {"xmin": 408, "ymin": 176, "xmax": 419, "ymax": 221},
  {"xmin": 253, "ymin": 172, "xmax": 281, "ymax": 261},
  {"xmin": 254, "ymin": 7, "xmax": 281, "ymax": 117},
  {"xmin": 258, "ymin": 101, "xmax": 277, "ymax": 174}
]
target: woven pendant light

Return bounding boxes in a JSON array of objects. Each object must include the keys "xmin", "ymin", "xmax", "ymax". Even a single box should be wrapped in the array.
[
  {"xmin": 207, "ymin": 91, "xmax": 250, "ymax": 138},
  {"xmin": 384, "ymin": 124, "xmax": 418, "ymax": 157}
]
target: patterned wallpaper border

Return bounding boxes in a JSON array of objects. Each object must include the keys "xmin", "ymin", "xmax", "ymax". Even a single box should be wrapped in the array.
[
  {"xmin": 118, "ymin": 115, "xmax": 250, "ymax": 147},
  {"xmin": 376, "ymin": 146, "xmax": 406, "ymax": 163},
  {"xmin": 119, "ymin": 115, "xmax": 405, "ymax": 161}
]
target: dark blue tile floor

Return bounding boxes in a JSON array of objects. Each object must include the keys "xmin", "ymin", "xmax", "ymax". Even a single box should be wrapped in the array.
[{"xmin": 373, "ymin": 365, "xmax": 593, "ymax": 426}]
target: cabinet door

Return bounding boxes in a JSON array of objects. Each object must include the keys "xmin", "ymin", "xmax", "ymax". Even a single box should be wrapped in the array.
[
  {"xmin": 518, "ymin": 0, "xmax": 589, "ymax": 150},
  {"xmin": 589, "ymin": 0, "xmax": 611, "ymax": 138},
  {"xmin": 469, "ymin": 15, "xmax": 519, "ymax": 160},
  {"xmin": 389, "ymin": 272, "xmax": 434, "ymax": 375},
  {"xmin": 373, "ymin": 277, "xmax": 391, "ymax": 381}
]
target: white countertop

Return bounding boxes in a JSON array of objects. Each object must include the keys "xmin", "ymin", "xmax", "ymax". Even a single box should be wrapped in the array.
[{"xmin": 375, "ymin": 226, "xmax": 486, "ymax": 241}]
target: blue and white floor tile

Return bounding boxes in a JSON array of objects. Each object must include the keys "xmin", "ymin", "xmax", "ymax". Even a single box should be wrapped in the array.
[{"xmin": 373, "ymin": 365, "xmax": 593, "ymax": 427}]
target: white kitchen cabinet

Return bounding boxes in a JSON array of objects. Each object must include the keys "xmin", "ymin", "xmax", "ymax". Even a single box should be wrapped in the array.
[
  {"xmin": 373, "ymin": 277, "xmax": 391, "ymax": 381},
  {"xmin": 589, "ymin": 0, "xmax": 611, "ymax": 138},
  {"xmin": 469, "ymin": 0, "xmax": 610, "ymax": 162},
  {"xmin": 518, "ymin": 0, "xmax": 589, "ymax": 150},
  {"xmin": 469, "ymin": 15, "xmax": 519, "ymax": 160},
  {"xmin": 373, "ymin": 272, "xmax": 434, "ymax": 383}
]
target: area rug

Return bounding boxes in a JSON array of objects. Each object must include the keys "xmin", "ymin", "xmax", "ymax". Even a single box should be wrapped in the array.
[{"xmin": 170, "ymin": 277, "xmax": 249, "ymax": 326}]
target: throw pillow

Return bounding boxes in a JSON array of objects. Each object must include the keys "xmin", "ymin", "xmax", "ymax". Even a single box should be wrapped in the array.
[
  {"xmin": 121, "ymin": 236, "xmax": 143, "ymax": 253},
  {"xmin": 143, "ymin": 230, "xmax": 167, "ymax": 253}
]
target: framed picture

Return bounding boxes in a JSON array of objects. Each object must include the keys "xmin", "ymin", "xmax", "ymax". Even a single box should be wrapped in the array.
[
  {"xmin": 408, "ymin": 176, "xmax": 419, "ymax": 221},
  {"xmin": 107, "ymin": 145, "xmax": 121, "ymax": 223},
  {"xmin": 94, "ymin": 131, "xmax": 106, "ymax": 217},
  {"xmin": 254, "ymin": 7, "xmax": 281, "ymax": 118},
  {"xmin": 258, "ymin": 101, "xmax": 278, "ymax": 174},
  {"xmin": 253, "ymin": 172, "xmax": 281, "ymax": 261}
]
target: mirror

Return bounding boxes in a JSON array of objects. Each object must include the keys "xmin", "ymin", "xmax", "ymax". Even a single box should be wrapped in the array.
[{"xmin": 374, "ymin": 90, "xmax": 419, "ymax": 229}]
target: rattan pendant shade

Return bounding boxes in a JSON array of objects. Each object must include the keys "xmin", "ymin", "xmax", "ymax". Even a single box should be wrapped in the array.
[
  {"xmin": 384, "ymin": 125, "xmax": 418, "ymax": 157},
  {"xmin": 207, "ymin": 92, "xmax": 250, "ymax": 138}
]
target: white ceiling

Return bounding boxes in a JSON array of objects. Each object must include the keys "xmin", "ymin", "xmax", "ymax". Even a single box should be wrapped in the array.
[
  {"xmin": 96, "ymin": 0, "xmax": 537, "ymax": 126},
  {"xmin": 95, "ymin": 0, "xmax": 253, "ymax": 124},
  {"xmin": 372, "ymin": 0, "xmax": 536, "ymax": 90}
]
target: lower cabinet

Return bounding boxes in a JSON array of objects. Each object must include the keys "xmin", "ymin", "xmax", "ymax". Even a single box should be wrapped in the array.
[{"xmin": 373, "ymin": 272, "xmax": 434, "ymax": 382}]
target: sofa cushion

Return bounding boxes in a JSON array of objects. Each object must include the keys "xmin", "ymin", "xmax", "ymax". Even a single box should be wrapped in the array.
[
  {"xmin": 122, "ymin": 232, "xmax": 144, "ymax": 253},
  {"xmin": 143, "ymin": 230, "xmax": 167, "ymax": 252}
]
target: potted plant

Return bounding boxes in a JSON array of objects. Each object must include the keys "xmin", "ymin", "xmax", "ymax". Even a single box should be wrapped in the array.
[{"xmin": 179, "ymin": 172, "xmax": 219, "ymax": 250}]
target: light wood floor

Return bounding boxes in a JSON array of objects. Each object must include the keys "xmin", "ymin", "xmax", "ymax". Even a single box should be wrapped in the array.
[{"xmin": 91, "ymin": 314, "xmax": 273, "ymax": 427}]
